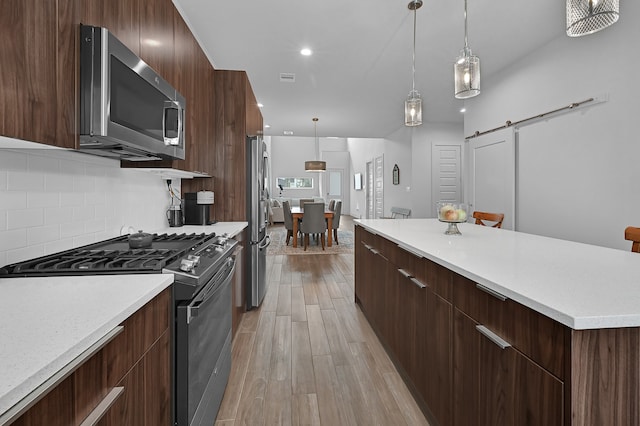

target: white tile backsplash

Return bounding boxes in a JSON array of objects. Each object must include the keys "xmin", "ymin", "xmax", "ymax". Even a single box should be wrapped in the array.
[
  {"xmin": 0, "ymin": 148, "xmax": 172, "ymax": 264},
  {"xmin": 7, "ymin": 171, "xmax": 45, "ymax": 191},
  {"xmin": 27, "ymin": 224, "xmax": 61, "ymax": 245},
  {"xmin": 7, "ymin": 209, "xmax": 44, "ymax": 229},
  {"xmin": 0, "ymin": 151, "xmax": 28, "ymax": 171}
]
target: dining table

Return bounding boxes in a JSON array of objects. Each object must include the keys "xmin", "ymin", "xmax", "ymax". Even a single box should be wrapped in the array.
[{"xmin": 290, "ymin": 206, "xmax": 334, "ymax": 248}]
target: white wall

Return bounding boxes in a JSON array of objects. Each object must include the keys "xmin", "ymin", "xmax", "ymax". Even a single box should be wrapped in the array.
[
  {"xmin": 346, "ymin": 138, "xmax": 385, "ymax": 218},
  {"xmin": 0, "ymin": 146, "xmax": 173, "ymax": 266},
  {"xmin": 270, "ymin": 136, "xmax": 325, "ymax": 199},
  {"xmin": 463, "ymin": 6, "xmax": 639, "ymax": 250}
]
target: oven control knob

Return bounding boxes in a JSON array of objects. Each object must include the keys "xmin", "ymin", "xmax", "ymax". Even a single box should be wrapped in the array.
[{"xmin": 180, "ymin": 255, "xmax": 200, "ymax": 272}]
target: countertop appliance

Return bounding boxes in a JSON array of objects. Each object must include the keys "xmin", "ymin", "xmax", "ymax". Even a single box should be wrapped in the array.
[
  {"xmin": 79, "ymin": 24, "xmax": 185, "ymax": 161},
  {"xmin": 0, "ymin": 232, "xmax": 238, "ymax": 426},
  {"xmin": 247, "ymin": 136, "xmax": 271, "ymax": 308},
  {"xmin": 184, "ymin": 192, "xmax": 215, "ymax": 225}
]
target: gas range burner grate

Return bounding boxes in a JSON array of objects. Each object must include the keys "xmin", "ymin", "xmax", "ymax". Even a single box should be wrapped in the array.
[{"xmin": 0, "ymin": 232, "xmax": 217, "ymax": 277}]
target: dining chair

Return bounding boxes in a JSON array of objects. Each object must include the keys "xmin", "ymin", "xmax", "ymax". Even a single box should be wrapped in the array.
[
  {"xmin": 300, "ymin": 202, "xmax": 326, "ymax": 250},
  {"xmin": 329, "ymin": 200, "xmax": 342, "ymax": 244},
  {"xmin": 625, "ymin": 226, "xmax": 640, "ymax": 253},
  {"xmin": 283, "ymin": 200, "xmax": 296, "ymax": 245},
  {"xmin": 299, "ymin": 199, "xmax": 314, "ymax": 209},
  {"xmin": 472, "ymin": 211, "xmax": 504, "ymax": 228},
  {"xmin": 328, "ymin": 199, "xmax": 336, "ymax": 211}
]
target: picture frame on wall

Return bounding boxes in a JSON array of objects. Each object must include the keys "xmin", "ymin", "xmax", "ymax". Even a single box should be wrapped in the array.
[{"xmin": 354, "ymin": 173, "xmax": 363, "ymax": 190}]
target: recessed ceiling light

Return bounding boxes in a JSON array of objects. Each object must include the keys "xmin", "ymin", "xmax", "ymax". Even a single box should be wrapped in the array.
[
  {"xmin": 257, "ymin": 103, "xmax": 264, "ymax": 108},
  {"xmin": 284, "ymin": 130, "xmax": 294, "ymax": 135},
  {"xmin": 460, "ymin": 108, "xmax": 466, "ymax": 113},
  {"xmin": 300, "ymin": 48, "xmax": 312, "ymax": 56},
  {"xmin": 264, "ymin": 124, "xmax": 271, "ymax": 128}
]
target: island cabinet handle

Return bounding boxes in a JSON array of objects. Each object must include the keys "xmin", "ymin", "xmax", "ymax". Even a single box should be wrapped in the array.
[
  {"xmin": 361, "ymin": 242, "xmax": 371, "ymax": 250},
  {"xmin": 398, "ymin": 268, "xmax": 413, "ymax": 279},
  {"xmin": 369, "ymin": 248, "xmax": 380, "ymax": 255},
  {"xmin": 476, "ymin": 283, "xmax": 508, "ymax": 301},
  {"xmin": 476, "ymin": 325, "xmax": 512, "ymax": 350},
  {"xmin": 410, "ymin": 277, "xmax": 427, "ymax": 289},
  {"xmin": 397, "ymin": 244, "xmax": 424, "ymax": 259},
  {"xmin": 79, "ymin": 386, "xmax": 124, "ymax": 426}
]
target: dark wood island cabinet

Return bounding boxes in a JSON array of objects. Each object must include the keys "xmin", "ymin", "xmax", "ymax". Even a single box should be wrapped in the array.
[{"xmin": 355, "ymin": 222, "xmax": 640, "ymax": 426}]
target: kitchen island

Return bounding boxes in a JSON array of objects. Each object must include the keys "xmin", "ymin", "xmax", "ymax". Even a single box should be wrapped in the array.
[{"xmin": 355, "ymin": 218, "xmax": 640, "ymax": 426}]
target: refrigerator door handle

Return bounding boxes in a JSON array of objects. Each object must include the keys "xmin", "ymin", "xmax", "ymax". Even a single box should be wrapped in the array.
[{"xmin": 258, "ymin": 235, "xmax": 271, "ymax": 249}]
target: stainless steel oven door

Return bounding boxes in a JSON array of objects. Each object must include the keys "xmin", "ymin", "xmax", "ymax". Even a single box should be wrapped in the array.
[{"xmin": 175, "ymin": 256, "xmax": 235, "ymax": 426}]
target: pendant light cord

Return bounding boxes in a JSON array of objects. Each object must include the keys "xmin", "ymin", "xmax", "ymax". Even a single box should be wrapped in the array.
[
  {"xmin": 411, "ymin": 1, "xmax": 417, "ymax": 92},
  {"xmin": 463, "ymin": 0, "xmax": 469, "ymax": 49}
]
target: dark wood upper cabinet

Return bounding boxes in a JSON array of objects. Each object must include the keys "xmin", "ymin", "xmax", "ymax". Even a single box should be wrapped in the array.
[
  {"xmin": 139, "ymin": 0, "xmax": 174, "ymax": 85},
  {"xmin": 0, "ymin": 0, "xmax": 68, "ymax": 147},
  {"xmin": 81, "ymin": 0, "xmax": 140, "ymax": 54}
]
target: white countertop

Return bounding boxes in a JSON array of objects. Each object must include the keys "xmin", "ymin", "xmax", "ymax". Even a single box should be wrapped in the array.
[
  {"xmin": 356, "ymin": 219, "xmax": 640, "ymax": 330},
  {"xmin": 153, "ymin": 221, "xmax": 247, "ymax": 238},
  {"xmin": 0, "ymin": 274, "xmax": 173, "ymax": 417}
]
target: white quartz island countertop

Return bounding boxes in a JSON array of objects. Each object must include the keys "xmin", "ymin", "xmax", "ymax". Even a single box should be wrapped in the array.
[
  {"xmin": 0, "ymin": 274, "xmax": 173, "ymax": 419},
  {"xmin": 355, "ymin": 219, "xmax": 640, "ymax": 330}
]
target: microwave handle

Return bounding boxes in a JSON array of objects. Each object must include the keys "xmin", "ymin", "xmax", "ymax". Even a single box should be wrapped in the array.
[{"xmin": 163, "ymin": 100, "xmax": 183, "ymax": 146}]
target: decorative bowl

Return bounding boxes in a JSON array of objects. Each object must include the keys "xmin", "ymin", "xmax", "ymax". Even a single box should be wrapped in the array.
[{"xmin": 436, "ymin": 201, "xmax": 468, "ymax": 235}]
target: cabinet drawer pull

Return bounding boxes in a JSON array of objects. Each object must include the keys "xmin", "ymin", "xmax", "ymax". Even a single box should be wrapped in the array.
[
  {"xmin": 398, "ymin": 244, "xmax": 424, "ymax": 259},
  {"xmin": 476, "ymin": 325, "xmax": 511, "ymax": 349},
  {"xmin": 361, "ymin": 242, "xmax": 372, "ymax": 250},
  {"xmin": 370, "ymin": 248, "xmax": 380, "ymax": 255},
  {"xmin": 410, "ymin": 277, "xmax": 427, "ymax": 289},
  {"xmin": 476, "ymin": 283, "xmax": 508, "ymax": 301},
  {"xmin": 79, "ymin": 386, "xmax": 124, "ymax": 426},
  {"xmin": 398, "ymin": 268, "xmax": 413, "ymax": 278}
]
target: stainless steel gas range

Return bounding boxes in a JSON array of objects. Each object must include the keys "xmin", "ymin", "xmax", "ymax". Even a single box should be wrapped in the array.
[{"xmin": 0, "ymin": 232, "xmax": 238, "ymax": 426}]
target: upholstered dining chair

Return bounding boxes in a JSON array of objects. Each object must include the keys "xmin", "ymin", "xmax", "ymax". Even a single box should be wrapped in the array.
[
  {"xmin": 472, "ymin": 211, "xmax": 504, "ymax": 228},
  {"xmin": 299, "ymin": 199, "xmax": 314, "ymax": 209},
  {"xmin": 625, "ymin": 226, "xmax": 640, "ymax": 253},
  {"xmin": 283, "ymin": 200, "xmax": 296, "ymax": 246},
  {"xmin": 329, "ymin": 200, "xmax": 342, "ymax": 244},
  {"xmin": 300, "ymin": 202, "xmax": 326, "ymax": 250},
  {"xmin": 328, "ymin": 199, "xmax": 336, "ymax": 211}
]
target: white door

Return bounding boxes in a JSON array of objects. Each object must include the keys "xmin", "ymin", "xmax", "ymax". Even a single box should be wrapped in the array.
[
  {"xmin": 366, "ymin": 161, "xmax": 374, "ymax": 219},
  {"xmin": 469, "ymin": 128, "xmax": 516, "ymax": 230},
  {"xmin": 374, "ymin": 156, "xmax": 384, "ymax": 218},
  {"xmin": 432, "ymin": 143, "xmax": 462, "ymax": 217},
  {"xmin": 323, "ymin": 169, "xmax": 343, "ymax": 202}
]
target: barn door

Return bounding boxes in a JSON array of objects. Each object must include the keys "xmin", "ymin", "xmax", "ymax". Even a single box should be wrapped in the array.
[{"xmin": 468, "ymin": 128, "xmax": 516, "ymax": 230}]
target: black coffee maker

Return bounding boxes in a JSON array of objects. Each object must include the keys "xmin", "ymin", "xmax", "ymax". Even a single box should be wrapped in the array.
[{"xmin": 183, "ymin": 192, "xmax": 215, "ymax": 225}]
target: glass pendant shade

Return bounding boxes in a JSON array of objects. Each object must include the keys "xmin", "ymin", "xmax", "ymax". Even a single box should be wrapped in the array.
[
  {"xmin": 454, "ymin": 47, "xmax": 481, "ymax": 99},
  {"xmin": 566, "ymin": 0, "xmax": 619, "ymax": 37},
  {"xmin": 305, "ymin": 160, "xmax": 326, "ymax": 172},
  {"xmin": 404, "ymin": 90, "xmax": 422, "ymax": 126}
]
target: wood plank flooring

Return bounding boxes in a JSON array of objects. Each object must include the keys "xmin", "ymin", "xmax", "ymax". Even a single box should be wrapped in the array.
[{"xmin": 215, "ymin": 218, "xmax": 429, "ymax": 425}]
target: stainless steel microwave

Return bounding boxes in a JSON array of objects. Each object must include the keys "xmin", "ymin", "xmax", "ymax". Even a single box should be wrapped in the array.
[{"xmin": 79, "ymin": 24, "xmax": 185, "ymax": 161}]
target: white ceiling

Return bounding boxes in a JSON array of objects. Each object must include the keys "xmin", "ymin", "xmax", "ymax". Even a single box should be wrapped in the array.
[{"xmin": 173, "ymin": 0, "xmax": 566, "ymax": 138}]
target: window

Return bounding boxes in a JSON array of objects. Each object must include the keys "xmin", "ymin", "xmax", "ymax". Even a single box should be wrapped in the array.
[{"xmin": 277, "ymin": 177, "xmax": 314, "ymax": 189}]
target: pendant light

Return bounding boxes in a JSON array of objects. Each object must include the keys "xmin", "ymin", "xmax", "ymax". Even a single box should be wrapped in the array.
[
  {"xmin": 404, "ymin": 0, "xmax": 423, "ymax": 127},
  {"xmin": 454, "ymin": 0, "xmax": 480, "ymax": 99},
  {"xmin": 566, "ymin": 0, "xmax": 619, "ymax": 37},
  {"xmin": 305, "ymin": 118, "xmax": 326, "ymax": 172}
]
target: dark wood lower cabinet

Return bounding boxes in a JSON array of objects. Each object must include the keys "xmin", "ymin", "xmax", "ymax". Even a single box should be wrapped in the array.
[
  {"xmin": 12, "ymin": 288, "xmax": 171, "ymax": 425},
  {"xmin": 355, "ymin": 225, "xmax": 564, "ymax": 426}
]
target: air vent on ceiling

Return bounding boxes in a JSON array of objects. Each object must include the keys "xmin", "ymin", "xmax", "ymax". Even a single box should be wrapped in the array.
[{"xmin": 279, "ymin": 73, "xmax": 296, "ymax": 83}]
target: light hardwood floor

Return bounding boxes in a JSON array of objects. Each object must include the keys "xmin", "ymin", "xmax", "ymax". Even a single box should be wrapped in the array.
[{"xmin": 215, "ymin": 216, "xmax": 429, "ymax": 425}]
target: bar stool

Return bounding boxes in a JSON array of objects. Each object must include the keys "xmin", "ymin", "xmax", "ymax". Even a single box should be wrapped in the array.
[
  {"xmin": 625, "ymin": 226, "xmax": 640, "ymax": 253},
  {"xmin": 472, "ymin": 211, "xmax": 504, "ymax": 229}
]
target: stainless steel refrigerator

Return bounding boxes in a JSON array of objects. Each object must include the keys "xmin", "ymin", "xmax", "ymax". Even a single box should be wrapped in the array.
[{"xmin": 247, "ymin": 136, "xmax": 271, "ymax": 308}]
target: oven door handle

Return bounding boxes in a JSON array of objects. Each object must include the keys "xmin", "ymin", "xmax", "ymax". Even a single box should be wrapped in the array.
[{"xmin": 187, "ymin": 257, "xmax": 236, "ymax": 324}]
